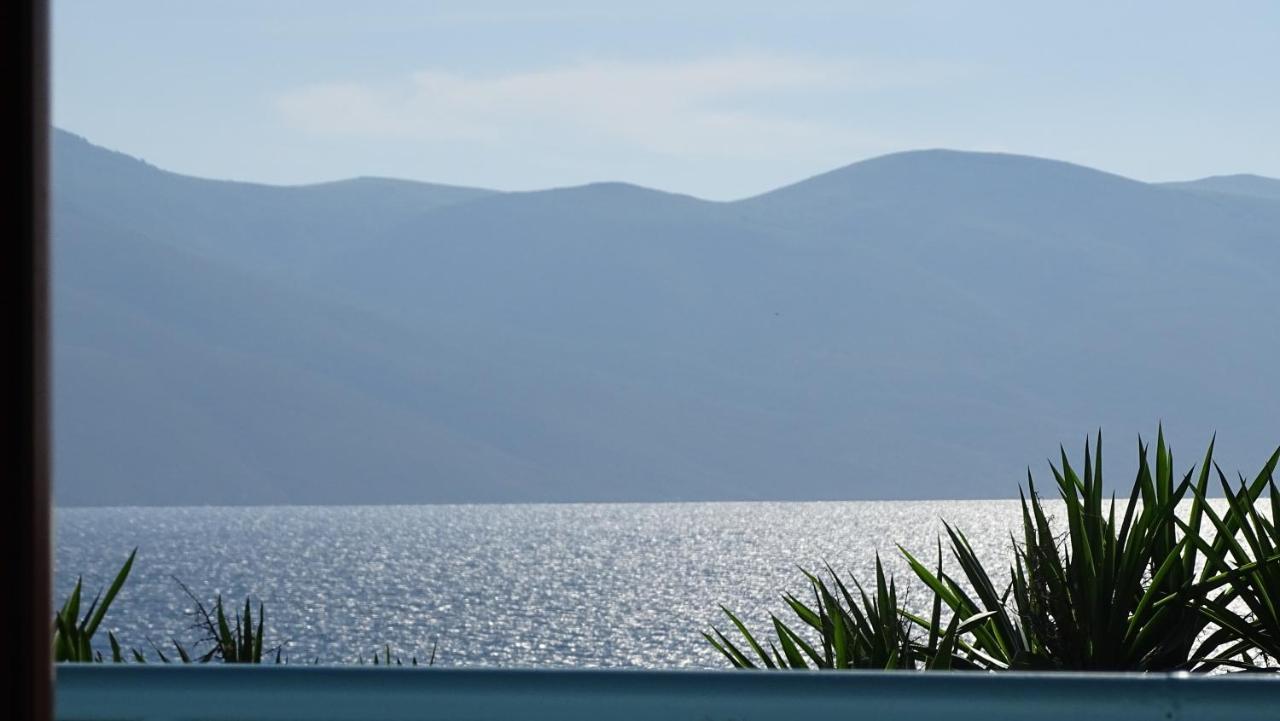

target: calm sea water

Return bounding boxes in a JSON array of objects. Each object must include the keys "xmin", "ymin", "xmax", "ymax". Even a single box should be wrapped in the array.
[{"xmin": 55, "ymin": 502, "xmax": 1029, "ymax": 668}]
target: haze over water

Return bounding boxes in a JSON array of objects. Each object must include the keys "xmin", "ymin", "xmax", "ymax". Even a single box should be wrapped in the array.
[{"xmin": 56, "ymin": 502, "xmax": 1033, "ymax": 668}]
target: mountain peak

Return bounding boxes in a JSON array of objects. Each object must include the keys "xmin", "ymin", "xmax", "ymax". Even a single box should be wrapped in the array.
[
  {"xmin": 735, "ymin": 148, "xmax": 1148, "ymax": 214},
  {"xmin": 1162, "ymin": 173, "xmax": 1280, "ymax": 202},
  {"xmin": 51, "ymin": 126, "xmax": 1280, "ymax": 505}
]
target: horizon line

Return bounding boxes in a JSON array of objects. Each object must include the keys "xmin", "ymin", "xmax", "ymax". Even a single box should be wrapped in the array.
[{"xmin": 52, "ymin": 125, "xmax": 1278, "ymax": 204}]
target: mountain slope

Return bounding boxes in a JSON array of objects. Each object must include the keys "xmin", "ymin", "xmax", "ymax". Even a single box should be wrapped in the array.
[
  {"xmin": 53, "ymin": 130, "xmax": 497, "ymax": 277},
  {"xmin": 52, "ymin": 131, "xmax": 1280, "ymax": 505},
  {"xmin": 54, "ymin": 181, "xmax": 550, "ymax": 505},
  {"xmin": 1162, "ymin": 173, "xmax": 1280, "ymax": 202}
]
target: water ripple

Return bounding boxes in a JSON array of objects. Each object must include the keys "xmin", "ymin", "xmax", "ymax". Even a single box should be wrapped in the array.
[{"xmin": 55, "ymin": 502, "xmax": 1030, "ymax": 668}]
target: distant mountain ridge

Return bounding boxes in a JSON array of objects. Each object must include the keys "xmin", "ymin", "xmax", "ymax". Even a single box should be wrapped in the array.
[
  {"xmin": 1161, "ymin": 174, "xmax": 1280, "ymax": 202},
  {"xmin": 51, "ymin": 128, "xmax": 1280, "ymax": 505}
]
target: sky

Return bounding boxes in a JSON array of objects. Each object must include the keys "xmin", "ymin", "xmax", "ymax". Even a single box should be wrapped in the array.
[{"xmin": 53, "ymin": 1, "xmax": 1280, "ymax": 201}]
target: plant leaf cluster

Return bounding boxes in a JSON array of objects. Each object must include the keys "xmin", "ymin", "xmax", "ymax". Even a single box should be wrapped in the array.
[
  {"xmin": 709, "ymin": 429, "xmax": 1280, "ymax": 672},
  {"xmin": 53, "ymin": 548, "xmax": 136, "ymax": 663},
  {"xmin": 54, "ymin": 555, "xmax": 441, "ymax": 666}
]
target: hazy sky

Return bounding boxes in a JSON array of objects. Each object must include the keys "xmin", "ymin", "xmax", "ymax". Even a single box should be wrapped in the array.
[{"xmin": 54, "ymin": 1, "xmax": 1280, "ymax": 200}]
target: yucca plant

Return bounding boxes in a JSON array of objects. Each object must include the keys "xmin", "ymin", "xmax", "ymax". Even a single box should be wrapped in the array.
[
  {"xmin": 1179, "ymin": 447, "xmax": 1280, "ymax": 670},
  {"xmin": 198, "ymin": 595, "xmax": 281, "ymax": 663},
  {"xmin": 53, "ymin": 548, "xmax": 137, "ymax": 663},
  {"xmin": 360, "ymin": 643, "xmax": 434, "ymax": 667},
  {"xmin": 143, "ymin": 636, "xmax": 206, "ymax": 664},
  {"xmin": 214, "ymin": 596, "xmax": 272, "ymax": 663},
  {"xmin": 902, "ymin": 430, "xmax": 1232, "ymax": 670},
  {"xmin": 706, "ymin": 555, "xmax": 991, "ymax": 670},
  {"xmin": 172, "ymin": 580, "xmax": 282, "ymax": 664}
]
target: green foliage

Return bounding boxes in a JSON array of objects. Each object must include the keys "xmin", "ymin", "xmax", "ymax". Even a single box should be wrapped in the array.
[
  {"xmin": 143, "ymin": 637, "xmax": 200, "ymax": 664},
  {"xmin": 55, "ymin": 553, "xmax": 443, "ymax": 667},
  {"xmin": 903, "ymin": 430, "xmax": 1222, "ymax": 670},
  {"xmin": 1180, "ymin": 447, "xmax": 1280, "ymax": 670},
  {"xmin": 711, "ymin": 429, "xmax": 1280, "ymax": 674},
  {"xmin": 53, "ymin": 548, "xmax": 136, "ymax": 663},
  {"xmin": 173, "ymin": 581, "xmax": 281, "ymax": 664},
  {"xmin": 361, "ymin": 643, "xmax": 431, "ymax": 667},
  {"xmin": 222, "ymin": 596, "xmax": 267, "ymax": 663},
  {"xmin": 706, "ymin": 555, "xmax": 992, "ymax": 670}
]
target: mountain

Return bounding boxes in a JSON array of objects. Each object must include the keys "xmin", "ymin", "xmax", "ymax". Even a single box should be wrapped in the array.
[
  {"xmin": 51, "ymin": 129, "xmax": 1280, "ymax": 505},
  {"xmin": 1162, "ymin": 174, "xmax": 1280, "ymax": 202},
  {"xmin": 52, "ymin": 131, "xmax": 497, "ymax": 279}
]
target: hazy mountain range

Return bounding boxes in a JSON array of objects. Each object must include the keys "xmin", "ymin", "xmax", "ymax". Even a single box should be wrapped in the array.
[{"xmin": 52, "ymin": 129, "xmax": 1280, "ymax": 505}]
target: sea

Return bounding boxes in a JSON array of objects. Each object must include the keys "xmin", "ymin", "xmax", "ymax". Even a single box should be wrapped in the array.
[{"xmin": 54, "ymin": 502, "xmax": 1032, "ymax": 668}]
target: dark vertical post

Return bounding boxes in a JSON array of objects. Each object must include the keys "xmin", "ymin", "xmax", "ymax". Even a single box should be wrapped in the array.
[{"xmin": 3, "ymin": 0, "xmax": 51, "ymax": 719}]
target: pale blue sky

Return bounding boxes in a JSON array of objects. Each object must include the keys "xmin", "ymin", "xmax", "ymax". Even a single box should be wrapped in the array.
[{"xmin": 54, "ymin": 1, "xmax": 1280, "ymax": 200}]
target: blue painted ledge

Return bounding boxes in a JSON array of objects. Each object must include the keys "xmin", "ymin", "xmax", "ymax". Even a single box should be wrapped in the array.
[{"xmin": 56, "ymin": 665, "xmax": 1279, "ymax": 721}]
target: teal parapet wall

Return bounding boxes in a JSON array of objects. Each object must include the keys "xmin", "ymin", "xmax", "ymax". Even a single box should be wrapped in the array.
[{"xmin": 56, "ymin": 666, "xmax": 1279, "ymax": 721}]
